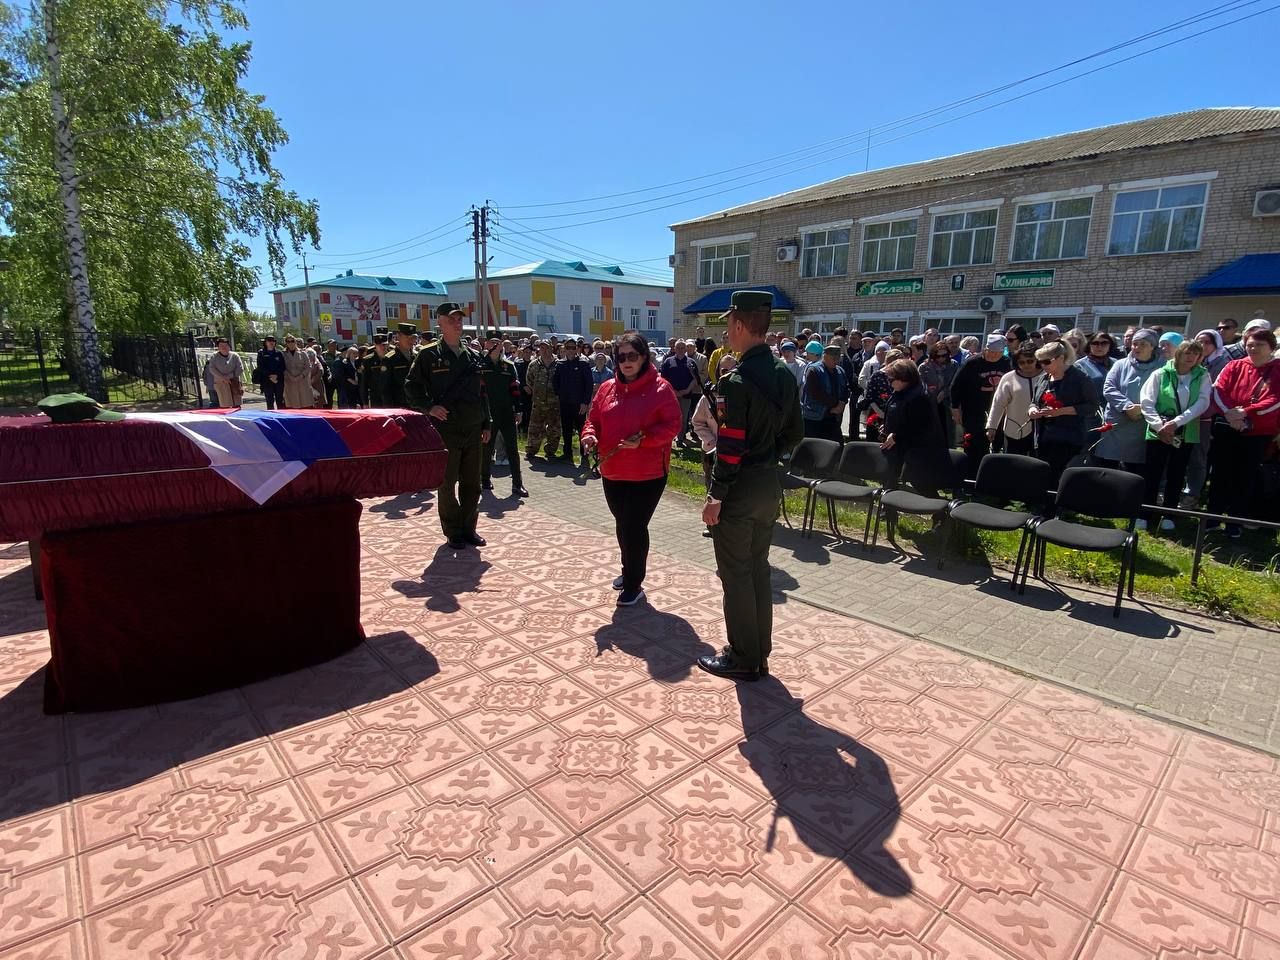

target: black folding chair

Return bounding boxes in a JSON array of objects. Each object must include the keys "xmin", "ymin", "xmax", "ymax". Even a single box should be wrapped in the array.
[
  {"xmin": 872, "ymin": 448, "xmax": 967, "ymax": 566},
  {"xmin": 947, "ymin": 454, "xmax": 1052, "ymax": 586},
  {"xmin": 778, "ymin": 438, "xmax": 840, "ymax": 536},
  {"xmin": 811, "ymin": 442, "xmax": 894, "ymax": 548},
  {"xmin": 1018, "ymin": 466, "xmax": 1144, "ymax": 618}
]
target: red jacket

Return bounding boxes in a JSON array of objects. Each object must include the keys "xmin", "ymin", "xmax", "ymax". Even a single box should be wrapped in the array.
[
  {"xmin": 1213, "ymin": 357, "xmax": 1280, "ymax": 436},
  {"xmin": 581, "ymin": 362, "xmax": 682, "ymax": 481}
]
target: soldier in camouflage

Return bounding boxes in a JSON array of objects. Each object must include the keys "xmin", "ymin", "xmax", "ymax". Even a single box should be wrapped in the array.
[{"xmin": 523, "ymin": 340, "xmax": 561, "ymax": 459}]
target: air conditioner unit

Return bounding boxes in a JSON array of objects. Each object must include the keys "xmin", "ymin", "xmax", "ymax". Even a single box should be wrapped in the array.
[
  {"xmin": 776, "ymin": 244, "xmax": 799, "ymax": 263},
  {"xmin": 668, "ymin": 251, "xmax": 685, "ymax": 268},
  {"xmin": 1253, "ymin": 188, "xmax": 1280, "ymax": 217},
  {"xmin": 978, "ymin": 294, "xmax": 1006, "ymax": 312}
]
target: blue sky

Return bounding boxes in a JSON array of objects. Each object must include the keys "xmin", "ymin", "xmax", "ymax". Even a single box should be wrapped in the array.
[{"xmin": 239, "ymin": 0, "xmax": 1279, "ymax": 311}]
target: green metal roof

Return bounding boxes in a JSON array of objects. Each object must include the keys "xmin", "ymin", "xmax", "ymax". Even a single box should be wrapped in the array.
[
  {"xmin": 271, "ymin": 272, "xmax": 448, "ymax": 296},
  {"xmin": 444, "ymin": 260, "xmax": 672, "ymax": 290}
]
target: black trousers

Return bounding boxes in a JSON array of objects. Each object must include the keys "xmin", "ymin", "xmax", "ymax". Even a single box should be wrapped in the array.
[
  {"xmin": 261, "ymin": 380, "xmax": 284, "ymax": 410},
  {"xmin": 1036, "ymin": 441, "xmax": 1082, "ymax": 488},
  {"xmin": 1143, "ymin": 438, "xmax": 1194, "ymax": 525},
  {"xmin": 483, "ymin": 412, "xmax": 522, "ymax": 486},
  {"xmin": 803, "ymin": 417, "xmax": 842, "ymax": 442},
  {"xmin": 960, "ymin": 419, "xmax": 989, "ymax": 478},
  {"xmin": 711, "ymin": 467, "xmax": 779, "ymax": 670},
  {"xmin": 559, "ymin": 404, "xmax": 586, "ymax": 460},
  {"xmin": 1207, "ymin": 424, "xmax": 1269, "ymax": 521},
  {"xmin": 437, "ymin": 440, "xmax": 482, "ymax": 540},
  {"xmin": 602, "ymin": 475, "xmax": 667, "ymax": 592},
  {"xmin": 1003, "ymin": 434, "xmax": 1034, "ymax": 456}
]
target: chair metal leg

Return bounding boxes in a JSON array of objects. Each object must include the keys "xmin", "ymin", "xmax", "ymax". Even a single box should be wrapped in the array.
[
  {"xmin": 1128, "ymin": 535, "xmax": 1138, "ymax": 598},
  {"xmin": 1011, "ymin": 525, "xmax": 1031, "ymax": 590},
  {"xmin": 936, "ymin": 516, "xmax": 949, "ymax": 570},
  {"xmin": 779, "ymin": 493, "xmax": 793, "ymax": 530},
  {"xmin": 871, "ymin": 499, "xmax": 884, "ymax": 550},
  {"xmin": 826, "ymin": 498, "xmax": 841, "ymax": 541},
  {"xmin": 1113, "ymin": 546, "xmax": 1127, "ymax": 618},
  {"xmin": 800, "ymin": 487, "xmax": 815, "ymax": 538},
  {"xmin": 1018, "ymin": 535, "xmax": 1035, "ymax": 594},
  {"xmin": 862, "ymin": 494, "xmax": 877, "ymax": 551}
]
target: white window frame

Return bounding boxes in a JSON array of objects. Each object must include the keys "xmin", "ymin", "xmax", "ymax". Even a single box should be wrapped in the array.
[
  {"xmin": 697, "ymin": 239, "xmax": 752, "ymax": 287},
  {"xmin": 612, "ymin": 306, "xmax": 623, "ymax": 324},
  {"xmin": 849, "ymin": 311, "xmax": 913, "ymax": 338},
  {"xmin": 384, "ymin": 303, "xmax": 399, "ymax": 321},
  {"xmin": 1093, "ymin": 305, "xmax": 1191, "ymax": 337},
  {"xmin": 409, "ymin": 304, "xmax": 421, "ymax": 321},
  {"xmin": 630, "ymin": 307, "xmax": 640, "ymax": 325},
  {"xmin": 928, "ymin": 206, "xmax": 1000, "ymax": 269},
  {"xmin": 592, "ymin": 305, "xmax": 604, "ymax": 323},
  {"xmin": 646, "ymin": 308, "xmax": 658, "ymax": 326},
  {"xmin": 859, "ymin": 217, "xmax": 918, "ymax": 274},
  {"xmin": 918, "ymin": 310, "xmax": 988, "ymax": 337},
  {"xmin": 1105, "ymin": 180, "xmax": 1211, "ymax": 257},
  {"xmin": 1009, "ymin": 196, "xmax": 1094, "ymax": 263},
  {"xmin": 799, "ymin": 223, "xmax": 851, "ymax": 279}
]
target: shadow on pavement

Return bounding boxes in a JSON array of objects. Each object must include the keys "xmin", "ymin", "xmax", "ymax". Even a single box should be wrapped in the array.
[
  {"xmin": 392, "ymin": 544, "xmax": 491, "ymax": 613},
  {"xmin": 735, "ymin": 679, "xmax": 912, "ymax": 896},
  {"xmin": 368, "ymin": 490, "xmax": 434, "ymax": 520},
  {"xmin": 595, "ymin": 607, "xmax": 715, "ymax": 683}
]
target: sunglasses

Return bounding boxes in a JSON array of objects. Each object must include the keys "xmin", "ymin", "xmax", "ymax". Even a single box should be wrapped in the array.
[{"xmin": 615, "ymin": 351, "xmax": 641, "ymax": 363}]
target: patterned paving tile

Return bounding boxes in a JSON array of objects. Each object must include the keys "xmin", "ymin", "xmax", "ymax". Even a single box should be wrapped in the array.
[{"xmin": 1, "ymin": 501, "xmax": 1277, "ymax": 959}]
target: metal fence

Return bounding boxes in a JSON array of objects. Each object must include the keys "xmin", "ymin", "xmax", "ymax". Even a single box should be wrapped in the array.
[{"xmin": 0, "ymin": 329, "xmax": 203, "ymax": 408}]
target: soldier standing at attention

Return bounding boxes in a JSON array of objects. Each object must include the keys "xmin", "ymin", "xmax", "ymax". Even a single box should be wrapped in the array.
[
  {"xmin": 406, "ymin": 304, "xmax": 493, "ymax": 549},
  {"xmin": 524, "ymin": 340, "xmax": 561, "ymax": 459},
  {"xmin": 698, "ymin": 291, "xmax": 803, "ymax": 681},
  {"xmin": 383, "ymin": 322, "xmax": 416, "ymax": 407},
  {"xmin": 479, "ymin": 336, "xmax": 528, "ymax": 498},
  {"xmin": 360, "ymin": 330, "xmax": 393, "ymax": 406}
]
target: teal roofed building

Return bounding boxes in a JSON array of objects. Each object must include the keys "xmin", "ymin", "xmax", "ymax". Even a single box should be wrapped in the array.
[
  {"xmin": 270, "ymin": 269, "xmax": 449, "ymax": 341},
  {"xmin": 444, "ymin": 260, "xmax": 674, "ymax": 340}
]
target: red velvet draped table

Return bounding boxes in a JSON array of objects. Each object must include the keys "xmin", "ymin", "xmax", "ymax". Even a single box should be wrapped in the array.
[{"xmin": 0, "ymin": 409, "xmax": 448, "ymax": 713}]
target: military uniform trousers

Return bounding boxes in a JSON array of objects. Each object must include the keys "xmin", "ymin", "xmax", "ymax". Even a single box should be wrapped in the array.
[
  {"xmin": 711, "ymin": 465, "xmax": 780, "ymax": 670},
  {"xmin": 437, "ymin": 437, "xmax": 483, "ymax": 540},
  {"xmin": 483, "ymin": 411, "xmax": 522, "ymax": 487},
  {"xmin": 526, "ymin": 397, "xmax": 561, "ymax": 456}
]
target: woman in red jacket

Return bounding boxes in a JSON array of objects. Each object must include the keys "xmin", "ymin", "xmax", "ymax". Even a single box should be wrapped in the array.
[
  {"xmin": 1207, "ymin": 328, "xmax": 1280, "ymax": 536},
  {"xmin": 581, "ymin": 331, "xmax": 682, "ymax": 606}
]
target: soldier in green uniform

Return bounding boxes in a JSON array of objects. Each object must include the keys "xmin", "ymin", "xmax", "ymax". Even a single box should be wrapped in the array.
[
  {"xmin": 382, "ymin": 322, "xmax": 416, "ymax": 408},
  {"xmin": 360, "ymin": 330, "xmax": 393, "ymax": 406},
  {"xmin": 523, "ymin": 340, "xmax": 561, "ymax": 458},
  {"xmin": 479, "ymin": 336, "xmax": 528, "ymax": 498},
  {"xmin": 698, "ymin": 290, "xmax": 804, "ymax": 681},
  {"xmin": 405, "ymin": 303, "xmax": 492, "ymax": 549}
]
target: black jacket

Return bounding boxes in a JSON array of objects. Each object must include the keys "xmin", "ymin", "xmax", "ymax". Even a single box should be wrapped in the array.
[
  {"xmin": 885, "ymin": 383, "xmax": 944, "ymax": 472},
  {"xmin": 552, "ymin": 356, "xmax": 594, "ymax": 407}
]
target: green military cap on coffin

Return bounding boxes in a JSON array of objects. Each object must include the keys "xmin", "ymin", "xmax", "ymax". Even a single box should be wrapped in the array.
[
  {"xmin": 718, "ymin": 289, "xmax": 773, "ymax": 319},
  {"xmin": 38, "ymin": 392, "xmax": 126, "ymax": 423}
]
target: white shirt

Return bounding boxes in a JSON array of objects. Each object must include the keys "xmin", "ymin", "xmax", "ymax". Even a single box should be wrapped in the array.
[{"xmin": 1140, "ymin": 366, "xmax": 1211, "ymax": 430}]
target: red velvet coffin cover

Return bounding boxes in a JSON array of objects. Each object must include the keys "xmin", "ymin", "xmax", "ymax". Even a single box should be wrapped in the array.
[
  {"xmin": 0, "ymin": 409, "xmax": 447, "ymax": 543},
  {"xmin": 41, "ymin": 497, "xmax": 364, "ymax": 713}
]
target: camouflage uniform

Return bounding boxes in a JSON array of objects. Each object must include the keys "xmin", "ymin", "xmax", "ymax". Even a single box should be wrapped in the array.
[{"xmin": 524, "ymin": 355, "xmax": 561, "ymax": 456}]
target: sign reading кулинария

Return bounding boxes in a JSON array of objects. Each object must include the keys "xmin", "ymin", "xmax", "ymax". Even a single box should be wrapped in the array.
[
  {"xmin": 994, "ymin": 269, "xmax": 1055, "ymax": 290},
  {"xmin": 855, "ymin": 277, "xmax": 924, "ymax": 297}
]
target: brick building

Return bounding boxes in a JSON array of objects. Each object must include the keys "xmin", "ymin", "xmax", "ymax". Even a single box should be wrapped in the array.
[{"xmin": 669, "ymin": 108, "xmax": 1280, "ymax": 341}]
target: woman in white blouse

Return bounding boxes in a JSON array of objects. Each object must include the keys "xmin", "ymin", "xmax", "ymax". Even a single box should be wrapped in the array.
[
  {"xmin": 1139, "ymin": 339, "xmax": 1210, "ymax": 532},
  {"xmin": 985, "ymin": 344, "xmax": 1041, "ymax": 455}
]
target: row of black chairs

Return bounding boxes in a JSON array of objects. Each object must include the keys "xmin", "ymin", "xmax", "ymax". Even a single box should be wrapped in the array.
[{"xmin": 780, "ymin": 438, "xmax": 1146, "ymax": 617}]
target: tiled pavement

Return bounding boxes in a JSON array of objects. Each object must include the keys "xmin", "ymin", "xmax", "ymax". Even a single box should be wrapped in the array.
[
  {"xmin": 2, "ymin": 505, "xmax": 1280, "ymax": 959},
  {"xmin": 509, "ymin": 458, "xmax": 1280, "ymax": 754}
]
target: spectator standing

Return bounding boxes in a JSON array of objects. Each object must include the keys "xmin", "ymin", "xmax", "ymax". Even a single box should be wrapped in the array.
[
  {"xmin": 1224, "ymin": 316, "xmax": 1270, "ymax": 363},
  {"xmin": 958, "ymin": 336, "xmax": 980, "ymax": 363},
  {"xmin": 552, "ymin": 339, "xmax": 594, "ymax": 465},
  {"xmin": 256, "ymin": 335, "xmax": 286, "ymax": 410},
  {"xmin": 693, "ymin": 353, "xmax": 737, "ymax": 490},
  {"xmin": 1207, "ymin": 328, "xmax": 1280, "ymax": 537},
  {"xmin": 880, "ymin": 358, "xmax": 946, "ymax": 490},
  {"xmin": 581, "ymin": 333, "xmax": 682, "ymax": 606},
  {"xmin": 986, "ymin": 344, "xmax": 1040, "ymax": 455},
  {"xmin": 513, "ymin": 345, "xmax": 531, "ymax": 436},
  {"xmin": 1217, "ymin": 316, "xmax": 1242, "ymax": 360},
  {"xmin": 687, "ymin": 340, "xmax": 710, "ymax": 384},
  {"xmin": 360, "ymin": 333, "xmax": 393, "ymax": 407},
  {"xmin": 1004, "ymin": 324, "xmax": 1030, "ymax": 353},
  {"xmin": 1158, "ymin": 331, "xmax": 1183, "ymax": 363},
  {"xmin": 322, "ymin": 341, "xmax": 341, "ymax": 409},
  {"xmin": 479, "ymin": 337, "xmax": 527, "ymax": 497},
  {"xmin": 950, "ymin": 334, "xmax": 1012, "ymax": 474},
  {"xmin": 919, "ymin": 342, "xmax": 958, "ymax": 439},
  {"xmin": 1140, "ymin": 340, "xmax": 1209, "ymax": 532},
  {"xmin": 659, "ymin": 340, "xmax": 698, "ymax": 445},
  {"xmin": 1029, "ymin": 339, "xmax": 1091, "ymax": 484},
  {"xmin": 779, "ymin": 340, "xmax": 804, "ymax": 387},
  {"xmin": 591, "ymin": 352, "xmax": 614, "ymax": 391},
  {"xmin": 1074, "ymin": 331, "xmax": 1116, "ymax": 434},
  {"xmin": 208, "ymin": 338, "xmax": 244, "ymax": 408},
  {"xmin": 524, "ymin": 341, "xmax": 561, "ymax": 458},
  {"xmin": 801, "ymin": 344, "xmax": 848, "ymax": 442},
  {"xmin": 338, "ymin": 347, "xmax": 360, "ymax": 408},
  {"xmin": 1094, "ymin": 329, "xmax": 1161, "ymax": 471},
  {"xmin": 1182, "ymin": 328, "xmax": 1231, "ymax": 506},
  {"xmin": 861, "ymin": 344, "xmax": 896, "ymax": 443},
  {"xmin": 282, "ymin": 336, "xmax": 315, "ymax": 409},
  {"xmin": 1064, "ymin": 328, "xmax": 1087, "ymax": 359}
]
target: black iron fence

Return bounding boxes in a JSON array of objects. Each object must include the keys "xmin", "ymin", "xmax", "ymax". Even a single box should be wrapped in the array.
[{"xmin": 0, "ymin": 329, "xmax": 203, "ymax": 409}]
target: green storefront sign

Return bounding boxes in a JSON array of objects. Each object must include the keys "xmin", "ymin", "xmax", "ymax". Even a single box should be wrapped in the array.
[
  {"xmin": 994, "ymin": 269, "xmax": 1055, "ymax": 290},
  {"xmin": 855, "ymin": 277, "xmax": 924, "ymax": 297}
]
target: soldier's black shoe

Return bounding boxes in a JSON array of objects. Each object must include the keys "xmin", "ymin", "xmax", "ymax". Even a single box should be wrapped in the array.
[
  {"xmin": 447, "ymin": 537, "xmax": 467, "ymax": 550},
  {"xmin": 513, "ymin": 485, "xmax": 529, "ymax": 498},
  {"xmin": 696, "ymin": 653, "xmax": 760, "ymax": 681},
  {"xmin": 463, "ymin": 532, "xmax": 487, "ymax": 547}
]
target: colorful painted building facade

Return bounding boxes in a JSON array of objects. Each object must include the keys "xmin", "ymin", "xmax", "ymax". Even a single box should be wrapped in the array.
[{"xmin": 270, "ymin": 270, "xmax": 449, "ymax": 342}]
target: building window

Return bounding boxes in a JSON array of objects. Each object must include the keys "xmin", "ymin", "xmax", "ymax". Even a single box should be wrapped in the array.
[
  {"xmin": 1011, "ymin": 198, "xmax": 1092, "ymax": 262},
  {"xmin": 289, "ymin": 301, "xmax": 297, "ymax": 318},
  {"xmin": 384, "ymin": 303, "xmax": 399, "ymax": 320},
  {"xmin": 800, "ymin": 228, "xmax": 850, "ymax": 278},
  {"xmin": 929, "ymin": 209, "xmax": 998, "ymax": 268},
  {"xmin": 647, "ymin": 308, "xmax": 658, "ymax": 326},
  {"xmin": 860, "ymin": 219, "xmax": 917, "ymax": 273},
  {"xmin": 849, "ymin": 318, "xmax": 907, "ymax": 337},
  {"xmin": 629, "ymin": 307, "xmax": 640, "ymax": 326},
  {"xmin": 592, "ymin": 306, "xmax": 604, "ymax": 322},
  {"xmin": 698, "ymin": 241, "xmax": 750, "ymax": 286},
  {"xmin": 1095, "ymin": 313, "xmax": 1189, "ymax": 336},
  {"xmin": 1107, "ymin": 183, "xmax": 1207, "ymax": 256},
  {"xmin": 612, "ymin": 306, "xmax": 623, "ymax": 324},
  {"xmin": 408, "ymin": 304, "xmax": 421, "ymax": 320},
  {"xmin": 925, "ymin": 316, "xmax": 988, "ymax": 336}
]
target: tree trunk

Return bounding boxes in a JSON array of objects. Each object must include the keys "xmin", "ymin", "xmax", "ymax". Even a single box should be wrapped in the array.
[{"xmin": 43, "ymin": 0, "xmax": 105, "ymax": 400}]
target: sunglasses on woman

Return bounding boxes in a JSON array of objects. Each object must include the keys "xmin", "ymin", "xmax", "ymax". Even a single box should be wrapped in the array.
[{"xmin": 615, "ymin": 350, "xmax": 641, "ymax": 363}]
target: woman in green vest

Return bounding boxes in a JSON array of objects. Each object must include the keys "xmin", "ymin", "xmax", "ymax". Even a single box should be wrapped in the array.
[{"xmin": 1139, "ymin": 339, "xmax": 1210, "ymax": 532}]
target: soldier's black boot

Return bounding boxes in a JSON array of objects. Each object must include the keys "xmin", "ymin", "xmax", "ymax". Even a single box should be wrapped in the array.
[{"xmin": 696, "ymin": 649, "xmax": 760, "ymax": 682}]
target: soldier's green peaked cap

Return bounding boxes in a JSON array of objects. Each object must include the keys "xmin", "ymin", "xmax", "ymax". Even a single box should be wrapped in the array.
[
  {"xmin": 396, "ymin": 322, "xmax": 418, "ymax": 336},
  {"xmin": 435, "ymin": 302, "xmax": 465, "ymax": 318},
  {"xmin": 719, "ymin": 289, "xmax": 773, "ymax": 319},
  {"xmin": 38, "ymin": 392, "xmax": 126, "ymax": 423}
]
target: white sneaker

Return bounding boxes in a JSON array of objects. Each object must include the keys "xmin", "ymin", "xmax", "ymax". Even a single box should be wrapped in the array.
[
  {"xmin": 1135, "ymin": 519, "xmax": 1148, "ymax": 531},
  {"xmin": 1160, "ymin": 519, "xmax": 1175, "ymax": 531}
]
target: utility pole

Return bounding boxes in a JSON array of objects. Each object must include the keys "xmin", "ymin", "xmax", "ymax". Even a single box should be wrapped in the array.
[
  {"xmin": 43, "ymin": 0, "xmax": 105, "ymax": 400},
  {"xmin": 302, "ymin": 250, "xmax": 314, "ymax": 337},
  {"xmin": 479, "ymin": 203, "xmax": 492, "ymax": 339},
  {"xmin": 471, "ymin": 207, "xmax": 483, "ymax": 339}
]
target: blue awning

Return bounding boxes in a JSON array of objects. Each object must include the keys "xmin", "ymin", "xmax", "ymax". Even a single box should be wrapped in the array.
[
  {"xmin": 681, "ymin": 285, "xmax": 793, "ymax": 314},
  {"xmin": 1187, "ymin": 253, "xmax": 1280, "ymax": 297}
]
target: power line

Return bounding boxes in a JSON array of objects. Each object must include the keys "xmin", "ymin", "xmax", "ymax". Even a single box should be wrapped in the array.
[
  {"xmin": 491, "ymin": 209, "xmax": 674, "ymax": 280},
  {"xmin": 501, "ymin": 0, "xmax": 1269, "ymax": 220},
  {"xmin": 318, "ymin": 238, "xmax": 471, "ymax": 276},
  {"xmin": 492, "ymin": 2, "xmax": 1280, "ymax": 236},
  {"xmin": 307, "ymin": 214, "xmax": 469, "ymax": 263},
  {"xmin": 489, "ymin": 234, "xmax": 674, "ymax": 284}
]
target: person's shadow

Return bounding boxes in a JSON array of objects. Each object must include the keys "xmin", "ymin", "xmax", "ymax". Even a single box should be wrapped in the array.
[
  {"xmin": 593, "ymin": 608, "xmax": 716, "ymax": 682},
  {"xmin": 735, "ymin": 680, "xmax": 912, "ymax": 896},
  {"xmin": 391, "ymin": 544, "xmax": 491, "ymax": 613}
]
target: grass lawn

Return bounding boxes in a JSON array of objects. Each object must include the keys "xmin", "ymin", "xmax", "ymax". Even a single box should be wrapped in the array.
[{"xmin": 514, "ymin": 431, "xmax": 1280, "ymax": 625}]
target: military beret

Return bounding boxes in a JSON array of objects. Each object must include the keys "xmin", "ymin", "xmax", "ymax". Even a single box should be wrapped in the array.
[
  {"xmin": 38, "ymin": 392, "xmax": 126, "ymax": 423},
  {"xmin": 719, "ymin": 289, "xmax": 773, "ymax": 319},
  {"xmin": 435, "ymin": 302, "xmax": 465, "ymax": 318},
  {"xmin": 396, "ymin": 323, "xmax": 418, "ymax": 336}
]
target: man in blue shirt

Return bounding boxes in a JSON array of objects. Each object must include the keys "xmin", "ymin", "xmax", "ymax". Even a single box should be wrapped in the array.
[{"xmin": 660, "ymin": 339, "xmax": 699, "ymax": 445}]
